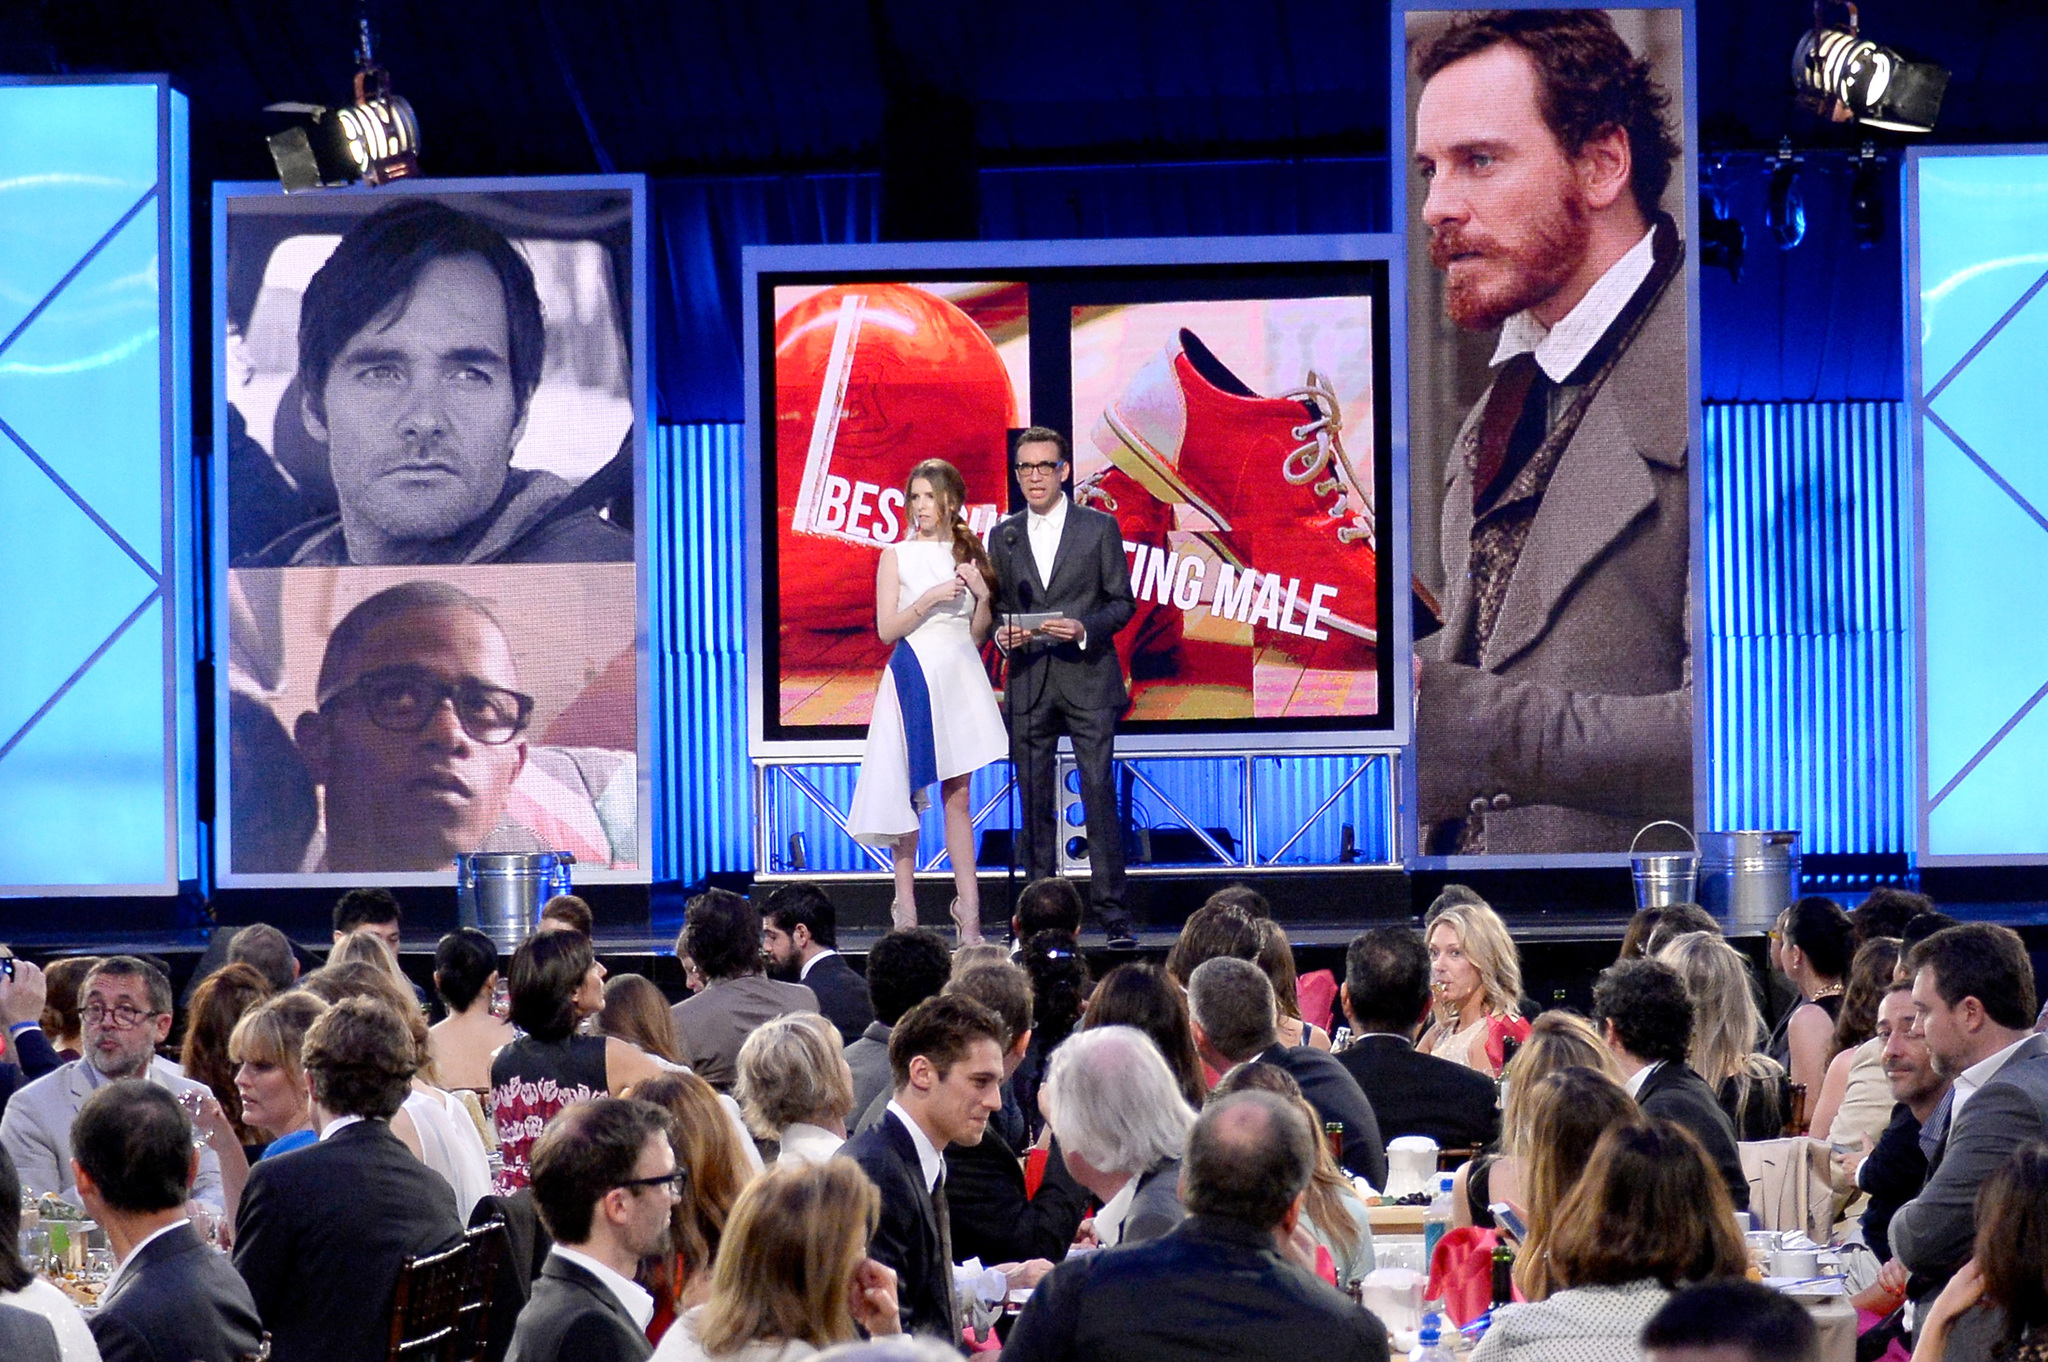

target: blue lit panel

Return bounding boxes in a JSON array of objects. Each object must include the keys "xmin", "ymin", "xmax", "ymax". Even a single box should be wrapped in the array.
[
  {"xmin": 1911, "ymin": 150, "xmax": 2048, "ymax": 862},
  {"xmin": 0, "ymin": 78, "xmax": 190, "ymax": 894}
]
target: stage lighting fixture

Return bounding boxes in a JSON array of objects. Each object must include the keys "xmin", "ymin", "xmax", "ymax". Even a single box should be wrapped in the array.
[
  {"xmin": 264, "ymin": 17, "xmax": 420, "ymax": 192},
  {"xmin": 1793, "ymin": 1, "xmax": 1948, "ymax": 134},
  {"xmin": 1767, "ymin": 141, "xmax": 1807, "ymax": 252},
  {"xmin": 1700, "ymin": 161, "xmax": 1746, "ymax": 283},
  {"xmin": 1850, "ymin": 142, "xmax": 1886, "ymax": 248}
]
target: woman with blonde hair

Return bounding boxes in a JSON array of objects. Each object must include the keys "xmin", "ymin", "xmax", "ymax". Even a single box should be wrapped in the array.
[
  {"xmin": 1419, "ymin": 896, "xmax": 1530, "ymax": 1077},
  {"xmin": 844, "ymin": 457, "xmax": 1005, "ymax": 943},
  {"xmin": 231, "ymin": 990, "xmax": 331, "ymax": 1158},
  {"xmin": 636, "ymin": 1069, "xmax": 764, "ymax": 1338},
  {"xmin": 1657, "ymin": 931, "xmax": 1788, "ymax": 1141},
  {"xmin": 652, "ymin": 1159, "xmax": 900, "ymax": 1361},
  {"xmin": 736, "ymin": 1013, "xmax": 855, "ymax": 1166},
  {"xmin": 330, "ymin": 928, "xmax": 419, "ymax": 1008},
  {"xmin": 1452, "ymin": 1011, "xmax": 1622, "ymax": 1229}
]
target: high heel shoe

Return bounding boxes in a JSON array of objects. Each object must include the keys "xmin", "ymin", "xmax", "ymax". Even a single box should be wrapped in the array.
[
  {"xmin": 891, "ymin": 897, "xmax": 917, "ymax": 932},
  {"xmin": 950, "ymin": 897, "xmax": 984, "ymax": 947}
]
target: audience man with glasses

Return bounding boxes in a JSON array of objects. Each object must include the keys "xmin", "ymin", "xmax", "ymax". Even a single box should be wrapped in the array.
[
  {"xmin": 292, "ymin": 579, "xmax": 535, "ymax": 873},
  {"xmin": 1, "ymin": 956, "xmax": 227, "ymax": 1215}
]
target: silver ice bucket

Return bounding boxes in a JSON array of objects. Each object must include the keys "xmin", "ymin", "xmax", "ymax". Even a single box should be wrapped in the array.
[
  {"xmin": 1698, "ymin": 830, "xmax": 1800, "ymax": 931},
  {"xmin": 1629, "ymin": 821, "xmax": 1699, "ymax": 909},
  {"xmin": 456, "ymin": 851, "xmax": 574, "ymax": 952}
]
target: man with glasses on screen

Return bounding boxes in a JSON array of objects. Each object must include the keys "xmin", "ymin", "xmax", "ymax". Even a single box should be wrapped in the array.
[
  {"xmin": 1409, "ymin": 10, "xmax": 1691, "ymax": 855},
  {"xmin": 292, "ymin": 580, "xmax": 532, "ymax": 873},
  {"xmin": 236, "ymin": 197, "xmax": 630, "ymax": 567}
]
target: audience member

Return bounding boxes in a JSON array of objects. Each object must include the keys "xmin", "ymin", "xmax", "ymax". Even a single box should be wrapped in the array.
[
  {"xmin": 1809, "ymin": 936, "xmax": 1903, "ymax": 1157},
  {"xmin": 949, "ymin": 944, "xmax": 1008, "ymax": 977},
  {"xmin": 0, "ymin": 953, "xmax": 61, "ymax": 1123},
  {"xmin": 0, "ymin": 1144, "xmax": 94, "ymax": 1362},
  {"xmin": 941, "ymin": 962, "xmax": 1091, "ymax": 1268},
  {"xmin": 1044, "ymin": 1026, "xmax": 1195, "ymax": 1248},
  {"xmin": 1004, "ymin": 1089, "xmax": 1390, "ymax": 1362},
  {"xmin": 1203, "ymin": 884, "xmax": 1273, "ymax": 919},
  {"xmin": 1081, "ymin": 963, "xmax": 1207, "ymax": 1110},
  {"xmin": 509, "ymin": 1098, "xmax": 677, "ymax": 1362},
  {"xmin": 230, "ymin": 990, "xmax": 329, "ymax": 1158},
  {"xmin": 1013, "ymin": 930, "xmax": 1089, "ymax": 1142},
  {"xmin": 2, "ymin": 956, "xmax": 229, "ymax": 1212},
  {"xmin": 540, "ymin": 894, "xmax": 596, "ymax": 937},
  {"xmin": 1509, "ymin": 1067, "xmax": 1641, "ymax": 1300},
  {"xmin": 1851, "ymin": 888, "xmax": 1935, "ymax": 950},
  {"xmin": 844, "ymin": 930, "xmax": 951, "ymax": 1122},
  {"xmin": 180, "ymin": 962, "xmax": 274, "ymax": 1147},
  {"xmin": 1475, "ymin": 1119, "xmax": 1748, "ymax": 1362},
  {"xmin": 429, "ymin": 927, "xmax": 512, "ymax": 1092},
  {"xmin": 330, "ymin": 927, "xmax": 419, "ymax": 1005},
  {"xmin": 601, "ymin": 974, "xmax": 686, "ymax": 1066},
  {"xmin": 1593, "ymin": 959, "xmax": 1749, "ymax": 1212},
  {"xmin": 1419, "ymin": 896, "xmax": 1530, "ymax": 1078},
  {"xmin": 845, "ymin": 994, "xmax": 1007, "ymax": 1338},
  {"xmin": 1641, "ymin": 1279, "xmax": 1818, "ymax": 1362},
  {"xmin": 1161, "ymin": 903, "xmax": 1262, "ymax": 990},
  {"xmin": 1185, "ymin": 957, "xmax": 1385, "ymax": 1188},
  {"xmin": 650, "ymin": 1159, "xmax": 902, "ymax": 1362},
  {"xmin": 332, "ymin": 886, "xmax": 404, "ymax": 956},
  {"xmin": 813, "ymin": 1342, "xmax": 955, "ymax": 1362},
  {"xmin": 72, "ymin": 1081, "xmax": 264, "ymax": 1362},
  {"xmin": 1013, "ymin": 877, "xmax": 1085, "ymax": 947},
  {"xmin": 1211, "ymin": 1063, "xmax": 1374, "ymax": 1289},
  {"xmin": 737, "ymin": 1013, "xmax": 854, "ymax": 1166},
  {"xmin": 671, "ymin": 889, "xmax": 818, "ymax": 1091},
  {"xmin": 1254, "ymin": 920, "xmax": 1331, "ymax": 1050},
  {"xmin": 1338, "ymin": 927, "xmax": 1499, "ymax": 1152},
  {"xmin": 1769, "ymin": 897, "xmax": 1855, "ymax": 1110},
  {"xmin": 1642, "ymin": 903, "xmax": 1721, "ymax": 959},
  {"xmin": 1853, "ymin": 981, "xmax": 1949, "ymax": 1263},
  {"xmin": 1892, "ymin": 924, "xmax": 2048, "ymax": 1342},
  {"xmin": 761, "ymin": 885, "xmax": 875, "ymax": 1046},
  {"xmin": 1913, "ymin": 1141, "xmax": 2048, "ymax": 1362},
  {"xmin": 493, "ymin": 930, "xmax": 664, "ymax": 1192},
  {"xmin": 1454, "ymin": 1012, "xmax": 1626, "ymax": 1231},
  {"xmin": 1898, "ymin": 913, "xmax": 1962, "ymax": 978},
  {"xmin": 1656, "ymin": 932, "xmax": 1787, "ymax": 1140},
  {"xmin": 1618, "ymin": 906, "xmax": 1666, "ymax": 962},
  {"xmin": 234, "ymin": 997, "xmax": 465, "ymax": 1362},
  {"xmin": 38, "ymin": 957, "xmax": 97, "ymax": 1063},
  {"xmin": 226, "ymin": 924, "xmax": 299, "ymax": 993},
  {"xmin": 634, "ymin": 1071, "xmax": 759, "ymax": 1334}
]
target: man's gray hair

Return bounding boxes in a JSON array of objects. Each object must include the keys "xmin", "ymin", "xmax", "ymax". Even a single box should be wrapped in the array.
[
  {"xmin": 1186, "ymin": 956, "xmax": 1277, "ymax": 1062},
  {"xmin": 1044, "ymin": 1026, "xmax": 1196, "ymax": 1176}
]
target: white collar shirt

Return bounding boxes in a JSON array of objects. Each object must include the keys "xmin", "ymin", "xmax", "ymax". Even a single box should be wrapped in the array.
[
  {"xmin": 101, "ymin": 1221, "xmax": 185, "ymax": 1301},
  {"xmin": 549, "ymin": 1245, "xmax": 655, "ymax": 1331},
  {"xmin": 1623, "ymin": 1060, "xmax": 1663, "ymax": 1100},
  {"xmin": 1027, "ymin": 495, "xmax": 1069, "ymax": 590},
  {"xmin": 319, "ymin": 1114, "xmax": 365, "ymax": 1140},
  {"xmin": 1491, "ymin": 227, "xmax": 1658, "ymax": 383},
  {"xmin": 1951, "ymin": 1033, "xmax": 2036, "ymax": 1119},
  {"xmin": 777, "ymin": 1122, "xmax": 846, "ymax": 1167},
  {"xmin": 799, "ymin": 949, "xmax": 837, "ymax": 981},
  {"xmin": 1093, "ymin": 1175, "xmax": 1139, "ymax": 1248},
  {"xmin": 887, "ymin": 1099, "xmax": 945, "ymax": 1193}
]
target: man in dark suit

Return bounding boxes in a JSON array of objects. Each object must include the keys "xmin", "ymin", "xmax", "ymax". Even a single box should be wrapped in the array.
[
  {"xmin": 845, "ymin": 993, "xmax": 1009, "ymax": 1338},
  {"xmin": 233, "ymin": 998, "xmax": 465, "ymax": 1362},
  {"xmin": 1852, "ymin": 983, "xmax": 1949, "ymax": 1263},
  {"xmin": 1186, "ymin": 957, "xmax": 1387, "ymax": 1189},
  {"xmin": 507, "ymin": 1098, "xmax": 678, "ymax": 1362},
  {"xmin": 1336, "ymin": 928, "xmax": 1499, "ymax": 1154},
  {"xmin": 990, "ymin": 427, "xmax": 1138, "ymax": 946},
  {"xmin": 1004, "ymin": 1090, "xmax": 1389, "ymax": 1362},
  {"xmin": 762, "ymin": 883, "xmax": 875, "ymax": 1045},
  {"xmin": 72, "ymin": 1080, "xmax": 265, "ymax": 1362},
  {"xmin": 1593, "ymin": 959, "xmax": 1749, "ymax": 1213}
]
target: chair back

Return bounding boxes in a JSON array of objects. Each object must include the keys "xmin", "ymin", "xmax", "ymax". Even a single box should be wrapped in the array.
[
  {"xmin": 389, "ymin": 1222, "xmax": 505, "ymax": 1362},
  {"xmin": 457, "ymin": 1220, "xmax": 508, "ymax": 1362}
]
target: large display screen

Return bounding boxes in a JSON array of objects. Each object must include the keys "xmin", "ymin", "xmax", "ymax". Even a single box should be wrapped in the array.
[
  {"xmin": 1912, "ymin": 149, "xmax": 2048, "ymax": 863},
  {"xmin": 756, "ymin": 254, "xmax": 1397, "ymax": 745},
  {"xmin": 1397, "ymin": 4, "xmax": 1699, "ymax": 861},
  {"xmin": 213, "ymin": 178, "xmax": 647, "ymax": 884}
]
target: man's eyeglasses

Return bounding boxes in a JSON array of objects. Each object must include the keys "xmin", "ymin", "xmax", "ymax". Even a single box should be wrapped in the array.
[
  {"xmin": 321, "ymin": 666, "xmax": 533, "ymax": 745},
  {"xmin": 616, "ymin": 1170, "xmax": 687, "ymax": 1197},
  {"xmin": 81, "ymin": 1003, "xmax": 161, "ymax": 1029},
  {"xmin": 1014, "ymin": 459, "xmax": 1065, "ymax": 478}
]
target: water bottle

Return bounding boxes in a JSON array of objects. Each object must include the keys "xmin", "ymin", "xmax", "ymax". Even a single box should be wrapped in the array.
[
  {"xmin": 1410, "ymin": 1311, "xmax": 1456, "ymax": 1362},
  {"xmin": 1423, "ymin": 1172, "xmax": 1456, "ymax": 1266}
]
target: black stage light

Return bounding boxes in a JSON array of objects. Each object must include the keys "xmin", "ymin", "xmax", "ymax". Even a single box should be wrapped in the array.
[
  {"xmin": 264, "ymin": 18, "xmax": 420, "ymax": 192},
  {"xmin": 1793, "ymin": 1, "xmax": 1948, "ymax": 134},
  {"xmin": 1849, "ymin": 141, "xmax": 1886, "ymax": 249},
  {"xmin": 1700, "ymin": 160, "xmax": 1746, "ymax": 283},
  {"xmin": 1767, "ymin": 141, "xmax": 1807, "ymax": 252}
]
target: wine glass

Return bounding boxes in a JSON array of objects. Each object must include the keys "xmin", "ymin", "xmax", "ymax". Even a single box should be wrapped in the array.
[{"xmin": 174, "ymin": 1089, "xmax": 210, "ymax": 1150}]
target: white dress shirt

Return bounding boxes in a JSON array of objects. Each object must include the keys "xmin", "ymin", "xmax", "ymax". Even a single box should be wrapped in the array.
[
  {"xmin": 777, "ymin": 1122, "xmax": 846, "ymax": 1167},
  {"xmin": 1950, "ymin": 1033, "xmax": 2035, "ymax": 1120},
  {"xmin": 1492, "ymin": 227, "xmax": 1657, "ymax": 383},
  {"xmin": 1623, "ymin": 1060, "xmax": 1663, "ymax": 1100},
  {"xmin": 886, "ymin": 1099, "xmax": 944, "ymax": 1192},
  {"xmin": 550, "ymin": 1245, "xmax": 656, "ymax": 1331},
  {"xmin": 798, "ymin": 949, "xmax": 837, "ymax": 980},
  {"xmin": 1027, "ymin": 494, "xmax": 1068, "ymax": 589},
  {"xmin": 1092, "ymin": 1175, "xmax": 1139, "ymax": 1248},
  {"xmin": 319, "ymin": 1113, "xmax": 365, "ymax": 1139},
  {"xmin": 101, "ymin": 1219, "xmax": 185, "ymax": 1300}
]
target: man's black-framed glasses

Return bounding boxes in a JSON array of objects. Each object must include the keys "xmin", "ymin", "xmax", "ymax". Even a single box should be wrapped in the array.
[
  {"xmin": 617, "ymin": 1169, "xmax": 687, "ymax": 1197},
  {"xmin": 81, "ymin": 1003, "xmax": 162, "ymax": 1029},
  {"xmin": 321, "ymin": 665, "xmax": 534, "ymax": 745},
  {"xmin": 1014, "ymin": 458, "xmax": 1065, "ymax": 478}
]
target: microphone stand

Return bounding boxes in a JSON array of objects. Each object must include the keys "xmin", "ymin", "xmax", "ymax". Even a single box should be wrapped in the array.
[{"xmin": 1002, "ymin": 525, "xmax": 1025, "ymax": 936}]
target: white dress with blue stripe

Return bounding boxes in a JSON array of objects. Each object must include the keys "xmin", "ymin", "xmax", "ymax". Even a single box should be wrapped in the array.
[{"xmin": 847, "ymin": 540, "xmax": 1008, "ymax": 845}]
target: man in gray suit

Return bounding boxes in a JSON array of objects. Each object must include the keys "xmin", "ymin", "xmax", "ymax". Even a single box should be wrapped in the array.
[
  {"xmin": 1043, "ymin": 1025, "xmax": 1194, "ymax": 1247},
  {"xmin": 990, "ymin": 426, "xmax": 1139, "ymax": 944},
  {"xmin": 1410, "ymin": 11, "xmax": 1690, "ymax": 855},
  {"xmin": 1890, "ymin": 924, "xmax": 2048, "ymax": 1358},
  {"xmin": 668, "ymin": 889, "xmax": 815, "ymax": 1091}
]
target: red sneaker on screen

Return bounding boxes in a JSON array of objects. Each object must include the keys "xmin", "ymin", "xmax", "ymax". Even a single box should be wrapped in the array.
[{"xmin": 1074, "ymin": 465, "xmax": 1183, "ymax": 690}]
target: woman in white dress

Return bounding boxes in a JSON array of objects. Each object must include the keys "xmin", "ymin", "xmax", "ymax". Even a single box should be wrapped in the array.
[{"xmin": 846, "ymin": 459, "xmax": 1006, "ymax": 943}]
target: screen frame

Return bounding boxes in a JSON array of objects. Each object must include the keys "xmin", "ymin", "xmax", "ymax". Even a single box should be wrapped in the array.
[
  {"xmin": 743, "ymin": 233, "xmax": 1412, "ymax": 760},
  {"xmin": 209, "ymin": 174, "xmax": 652, "ymax": 889}
]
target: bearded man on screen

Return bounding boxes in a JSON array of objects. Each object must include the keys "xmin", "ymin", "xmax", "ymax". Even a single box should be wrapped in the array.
[{"xmin": 1411, "ymin": 9, "xmax": 1692, "ymax": 856}]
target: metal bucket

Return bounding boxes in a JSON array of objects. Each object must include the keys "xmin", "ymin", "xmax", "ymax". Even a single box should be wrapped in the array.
[
  {"xmin": 1629, "ymin": 821, "xmax": 1699, "ymax": 909},
  {"xmin": 456, "ymin": 851, "xmax": 574, "ymax": 952},
  {"xmin": 1698, "ymin": 830, "xmax": 1800, "ymax": 931}
]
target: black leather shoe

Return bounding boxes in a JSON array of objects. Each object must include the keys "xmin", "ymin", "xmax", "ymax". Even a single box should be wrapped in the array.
[{"xmin": 1104, "ymin": 924, "xmax": 1139, "ymax": 950}]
